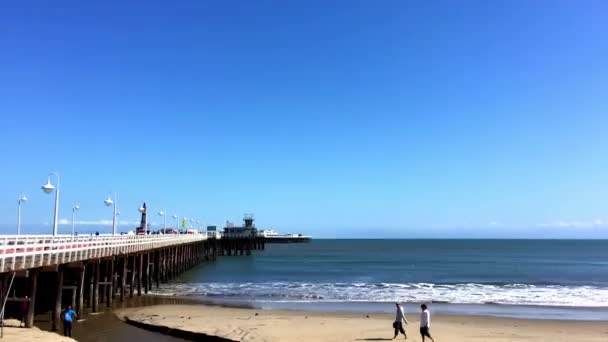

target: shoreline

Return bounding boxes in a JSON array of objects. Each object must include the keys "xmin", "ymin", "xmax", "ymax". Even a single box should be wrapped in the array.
[
  {"xmin": 147, "ymin": 291, "xmax": 608, "ymax": 321},
  {"xmin": 115, "ymin": 303, "xmax": 608, "ymax": 341}
]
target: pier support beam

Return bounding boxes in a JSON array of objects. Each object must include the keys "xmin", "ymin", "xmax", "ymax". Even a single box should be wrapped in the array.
[
  {"xmin": 154, "ymin": 251, "xmax": 160, "ymax": 288},
  {"xmin": 76, "ymin": 264, "xmax": 85, "ymax": 316},
  {"xmin": 25, "ymin": 268, "xmax": 38, "ymax": 328},
  {"xmin": 129, "ymin": 256, "xmax": 135, "ymax": 298},
  {"xmin": 137, "ymin": 253, "xmax": 143, "ymax": 296},
  {"xmin": 88, "ymin": 264, "xmax": 94, "ymax": 309},
  {"xmin": 52, "ymin": 266, "xmax": 64, "ymax": 331},
  {"xmin": 143, "ymin": 253, "xmax": 148, "ymax": 294},
  {"xmin": 163, "ymin": 248, "xmax": 168, "ymax": 282},
  {"xmin": 92, "ymin": 262, "xmax": 100, "ymax": 313},
  {"xmin": 120, "ymin": 256, "xmax": 127, "ymax": 301},
  {"xmin": 107, "ymin": 258, "xmax": 114, "ymax": 307},
  {"xmin": 147, "ymin": 254, "xmax": 153, "ymax": 293}
]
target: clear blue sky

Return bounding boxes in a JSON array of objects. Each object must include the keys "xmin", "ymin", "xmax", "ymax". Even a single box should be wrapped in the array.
[{"xmin": 1, "ymin": 1, "xmax": 607, "ymax": 238}]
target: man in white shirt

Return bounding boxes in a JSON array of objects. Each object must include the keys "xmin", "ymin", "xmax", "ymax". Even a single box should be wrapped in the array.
[
  {"xmin": 419, "ymin": 304, "xmax": 435, "ymax": 342},
  {"xmin": 392, "ymin": 303, "xmax": 408, "ymax": 339}
]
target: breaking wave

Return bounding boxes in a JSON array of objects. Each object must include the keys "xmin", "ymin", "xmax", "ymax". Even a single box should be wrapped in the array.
[{"xmin": 155, "ymin": 282, "xmax": 608, "ymax": 307}]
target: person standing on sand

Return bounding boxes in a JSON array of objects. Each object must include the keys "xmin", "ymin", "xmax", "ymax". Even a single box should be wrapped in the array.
[
  {"xmin": 420, "ymin": 304, "xmax": 435, "ymax": 342},
  {"xmin": 392, "ymin": 303, "xmax": 408, "ymax": 339},
  {"xmin": 20, "ymin": 296, "xmax": 28, "ymax": 327},
  {"xmin": 61, "ymin": 305, "xmax": 77, "ymax": 337}
]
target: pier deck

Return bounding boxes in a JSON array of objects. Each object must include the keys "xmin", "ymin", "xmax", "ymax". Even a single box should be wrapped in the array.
[
  {"xmin": 0, "ymin": 232, "xmax": 263, "ymax": 331},
  {"xmin": 0, "ymin": 233, "xmax": 208, "ymax": 273}
]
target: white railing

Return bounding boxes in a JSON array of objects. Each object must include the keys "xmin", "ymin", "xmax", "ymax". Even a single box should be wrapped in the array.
[{"xmin": 0, "ymin": 233, "xmax": 209, "ymax": 273}]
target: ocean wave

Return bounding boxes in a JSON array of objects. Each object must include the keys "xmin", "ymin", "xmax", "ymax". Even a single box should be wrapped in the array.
[{"xmin": 154, "ymin": 282, "xmax": 608, "ymax": 307}]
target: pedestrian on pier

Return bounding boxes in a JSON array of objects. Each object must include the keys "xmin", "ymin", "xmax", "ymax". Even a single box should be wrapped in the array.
[
  {"xmin": 61, "ymin": 305, "xmax": 77, "ymax": 337},
  {"xmin": 392, "ymin": 303, "xmax": 408, "ymax": 339}
]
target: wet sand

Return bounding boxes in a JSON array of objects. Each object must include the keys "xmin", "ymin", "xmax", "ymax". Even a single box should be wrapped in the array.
[
  {"xmin": 116, "ymin": 304, "xmax": 608, "ymax": 342},
  {"xmin": 71, "ymin": 311, "xmax": 188, "ymax": 342},
  {"xmin": 33, "ymin": 296, "xmax": 191, "ymax": 342},
  {"xmin": 27, "ymin": 293, "xmax": 608, "ymax": 342}
]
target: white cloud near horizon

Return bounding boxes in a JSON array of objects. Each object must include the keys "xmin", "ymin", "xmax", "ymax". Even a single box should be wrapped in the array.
[{"xmin": 537, "ymin": 219, "xmax": 608, "ymax": 228}]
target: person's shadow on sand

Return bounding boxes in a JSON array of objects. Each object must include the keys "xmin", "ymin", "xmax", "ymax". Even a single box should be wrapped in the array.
[{"xmin": 356, "ymin": 339, "xmax": 393, "ymax": 341}]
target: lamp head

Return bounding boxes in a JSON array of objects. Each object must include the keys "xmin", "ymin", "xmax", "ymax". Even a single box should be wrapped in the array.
[
  {"xmin": 104, "ymin": 195, "xmax": 114, "ymax": 207},
  {"xmin": 19, "ymin": 194, "xmax": 28, "ymax": 203},
  {"xmin": 41, "ymin": 178, "xmax": 55, "ymax": 194},
  {"xmin": 158, "ymin": 210, "xmax": 165, "ymax": 216}
]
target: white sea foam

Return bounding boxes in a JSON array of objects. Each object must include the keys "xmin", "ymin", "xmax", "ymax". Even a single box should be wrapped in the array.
[{"xmin": 156, "ymin": 282, "xmax": 608, "ymax": 307}]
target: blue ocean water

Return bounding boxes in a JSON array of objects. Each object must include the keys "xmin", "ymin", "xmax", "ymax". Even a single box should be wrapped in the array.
[{"xmin": 158, "ymin": 239, "xmax": 608, "ymax": 320}]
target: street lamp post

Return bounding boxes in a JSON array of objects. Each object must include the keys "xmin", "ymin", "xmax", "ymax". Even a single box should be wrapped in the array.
[
  {"xmin": 104, "ymin": 193, "xmax": 118, "ymax": 235},
  {"xmin": 172, "ymin": 214, "xmax": 178, "ymax": 230},
  {"xmin": 71, "ymin": 203, "xmax": 79, "ymax": 235},
  {"xmin": 41, "ymin": 172, "xmax": 60, "ymax": 236},
  {"xmin": 17, "ymin": 193, "xmax": 28, "ymax": 235},
  {"xmin": 158, "ymin": 210, "xmax": 166, "ymax": 230}
]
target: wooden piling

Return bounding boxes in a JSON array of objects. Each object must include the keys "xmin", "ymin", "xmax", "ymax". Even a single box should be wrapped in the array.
[
  {"xmin": 25, "ymin": 268, "xmax": 38, "ymax": 328},
  {"xmin": 88, "ymin": 264, "xmax": 94, "ymax": 309},
  {"xmin": 143, "ymin": 253, "xmax": 149, "ymax": 294},
  {"xmin": 148, "ymin": 255, "xmax": 153, "ymax": 292},
  {"xmin": 137, "ymin": 253, "xmax": 143, "ymax": 296},
  {"xmin": 92, "ymin": 262, "xmax": 100, "ymax": 313},
  {"xmin": 69, "ymin": 286, "xmax": 76, "ymax": 309},
  {"xmin": 165, "ymin": 248, "xmax": 169, "ymax": 281},
  {"xmin": 107, "ymin": 258, "xmax": 114, "ymax": 307},
  {"xmin": 120, "ymin": 256, "xmax": 127, "ymax": 301},
  {"xmin": 129, "ymin": 256, "xmax": 135, "ymax": 298},
  {"xmin": 52, "ymin": 266, "xmax": 64, "ymax": 331},
  {"xmin": 154, "ymin": 251, "xmax": 160, "ymax": 288}
]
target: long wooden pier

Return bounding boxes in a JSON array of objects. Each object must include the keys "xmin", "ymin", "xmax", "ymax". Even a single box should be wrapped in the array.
[{"xmin": 0, "ymin": 232, "xmax": 264, "ymax": 332}]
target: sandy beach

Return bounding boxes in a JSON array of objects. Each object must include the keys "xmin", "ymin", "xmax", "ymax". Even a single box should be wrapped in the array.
[
  {"xmin": 1, "ymin": 319, "xmax": 76, "ymax": 342},
  {"xmin": 116, "ymin": 304, "xmax": 608, "ymax": 342}
]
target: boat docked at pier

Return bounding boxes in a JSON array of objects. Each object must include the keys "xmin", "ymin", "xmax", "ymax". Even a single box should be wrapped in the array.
[
  {"xmin": 258, "ymin": 229, "xmax": 312, "ymax": 243},
  {"xmin": 222, "ymin": 215, "xmax": 311, "ymax": 243}
]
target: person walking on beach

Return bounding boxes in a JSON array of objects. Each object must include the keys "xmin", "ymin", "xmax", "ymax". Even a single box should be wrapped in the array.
[
  {"xmin": 61, "ymin": 305, "xmax": 77, "ymax": 337},
  {"xmin": 420, "ymin": 304, "xmax": 435, "ymax": 342},
  {"xmin": 19, "ymin": 296, "xmax": 29, "ymax": 327},
  {"xmin": 392, "ymin": 303, "xmax": 408, "ymax": 339}
]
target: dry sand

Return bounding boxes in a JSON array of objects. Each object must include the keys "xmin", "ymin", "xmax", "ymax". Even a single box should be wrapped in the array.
[
  {"xmin": 1, "ymin": 319, "xmax": 76, "ymax": 342},
  {"xmin": 116, "ymin": 304, "xmax": 608, "ymax": 342}
]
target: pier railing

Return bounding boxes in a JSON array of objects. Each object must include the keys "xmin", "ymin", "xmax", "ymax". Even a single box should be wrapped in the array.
[{"xmin": 0, "ymin": 233, "xmax": 208, "ymax": 273}]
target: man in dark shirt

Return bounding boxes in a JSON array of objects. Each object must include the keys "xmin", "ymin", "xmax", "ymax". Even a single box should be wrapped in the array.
[{"xmin": 20, "ymin": 296, "xmax": 29, "ymax": 327}]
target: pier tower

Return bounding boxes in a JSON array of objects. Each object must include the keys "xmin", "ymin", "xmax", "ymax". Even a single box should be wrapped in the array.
[
  {"xmin": 243, "ymin": 214, "xmax": 255, "ymax": 228},
  {"xmin": 137, "ymin": 202, "xmax": 148, "ymax": 234}
]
